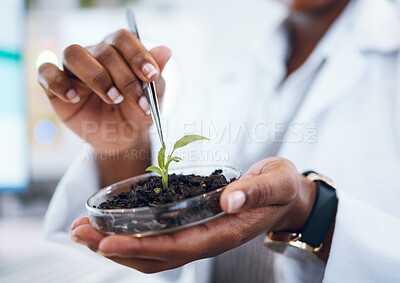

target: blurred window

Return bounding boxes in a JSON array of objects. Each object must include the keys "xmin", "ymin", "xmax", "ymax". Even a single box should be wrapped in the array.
[{"xmin": 0, "ymin": 0, "xmax": 29, "ymax": 192}]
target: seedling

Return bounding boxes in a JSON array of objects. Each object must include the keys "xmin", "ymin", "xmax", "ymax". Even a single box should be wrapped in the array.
[{"xmin": 146, "ymin": 135, "xmax": 209, "ymax": 189}]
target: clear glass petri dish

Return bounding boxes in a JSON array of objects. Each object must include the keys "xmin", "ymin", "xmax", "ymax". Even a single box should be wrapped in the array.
[{"xmin": 86, "ymin": 165, "xmax": 241, "ymax": 237}]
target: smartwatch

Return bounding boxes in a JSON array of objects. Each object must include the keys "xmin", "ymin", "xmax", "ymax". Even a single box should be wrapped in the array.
[{"xmin": 264, "ymin": 171, "xmax": 338, "ymax": 259}]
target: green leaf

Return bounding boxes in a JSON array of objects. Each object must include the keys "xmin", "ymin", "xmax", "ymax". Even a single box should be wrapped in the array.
[
  {"xmin": 165, "ymin": 156, "xmax": 182, "ymax": 169},
  {"xmin": 173, "ymin": 135, "xmax": 209, "ymax": 151},
  {"xmin": 146, "ymin": 166, "xmax": 162, "ymax": 176},
  {"xmin": 154, "ymin": 187, "xmax": 161, "ymax": 194},
  {"xmin": 158, "ymin": 143, "xmax": 166, "ymax": 170}
]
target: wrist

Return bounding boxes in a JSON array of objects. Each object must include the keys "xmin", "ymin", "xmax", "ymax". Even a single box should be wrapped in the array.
[
  {"xmin": 95, "ymin": 138, "xmax": 152, "ymax": 187},
  {"xmin": 265, "ymin": 171, "xmax": 338, "ymax": 260},
  {"xmin": 275, "ymin": 174, "xmax": 317, "ymax": 232}
]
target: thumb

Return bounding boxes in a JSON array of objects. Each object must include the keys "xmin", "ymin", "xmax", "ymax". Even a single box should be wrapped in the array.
[
  {"xmin": 150, "ymin": 46, "xmax": 172, "ymax": 73},
  {"xmin": 220, "ymin": 174, "xmax": 296, "ymax": 214}
]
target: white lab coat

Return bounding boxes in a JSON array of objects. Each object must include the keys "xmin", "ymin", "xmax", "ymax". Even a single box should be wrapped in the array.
[{"xmin": 44, "ymin": 0, "xmax": 400, "ymax": 282}]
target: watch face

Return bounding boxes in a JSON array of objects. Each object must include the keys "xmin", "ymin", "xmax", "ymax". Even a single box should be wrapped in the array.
[{"xmin": 266, "ymin": 242, "xmax": 316, "ymax": 260}]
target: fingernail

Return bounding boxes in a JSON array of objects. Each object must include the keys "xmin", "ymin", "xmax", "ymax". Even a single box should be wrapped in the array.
[
  {"xmin": 70, "ymin": 236, "xmax": 87, "ymax": 247},
  {"xmin": 227, "ymin": 191, "xmax": 246, "ymax": 213},
  {"xmin": 142, "ymin": 63, "xmax": 158, "ymax": 79},
  {"xmin": 69, "ymin": 226, "xmax": 77, "ymax": 236},
  {"xmin": 107, "ymin": 87, "xmax": 124, "ymax": 104},
  {"xmin": 96, "ymin": 251, "xmax": 115, "ymax": 257},
  {"xmin": 70, "ymin": 220, "xmax": 80, "ymax": 231},
  {"xmin": 138, "ymin": 96, "xmax": 150, "ymax": 114},
  {"xmin": 70, "ymin": 235, "xmax": 79, "ymax": 243},
  {"xmin": 66, "ymin": 89, "xmax": 80, "ymax": 104}
]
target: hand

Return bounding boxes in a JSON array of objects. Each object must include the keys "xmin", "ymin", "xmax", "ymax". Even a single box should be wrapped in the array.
[
  {"xmin": 38, "ymin": 29, "xmax": 172, "ymax": 153},
  {"xmin": 70, "ymin": 157, "xmax": 316, "ymax": 273}
]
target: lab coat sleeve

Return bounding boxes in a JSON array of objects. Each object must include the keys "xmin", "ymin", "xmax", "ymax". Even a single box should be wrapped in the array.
[
  {"xmin": 274, "ymin": 187, "xmax": 400, "ymax": 283},
  {"xmin": 274, "ymin": 180, "xmax": 400, "ymax": 283},
  {"xmin": 43, "ymin": 145, "xmax": 99, "ymax": 242},
  {"xmin": 323, "ymin": 189, "xmax": 400, "ymax": 283},
  {"xmin": 43, "ymin": 145, "xmax": 185, "ymax": 282}
]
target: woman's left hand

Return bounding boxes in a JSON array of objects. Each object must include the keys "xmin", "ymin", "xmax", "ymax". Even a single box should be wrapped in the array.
[{"xmin": 70, "ymin": 157, "xmax": 316, "ymax": 273}]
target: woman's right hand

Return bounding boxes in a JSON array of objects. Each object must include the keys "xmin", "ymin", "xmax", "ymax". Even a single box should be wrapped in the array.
[{"xmin": 37, "ymin": 29, "xmax": 172, "ymax": 153}]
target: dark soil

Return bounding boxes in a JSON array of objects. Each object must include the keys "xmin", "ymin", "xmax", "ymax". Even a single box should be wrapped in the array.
[{"xmin": 98, "ymin": 170, "xmax": 236, "ymax": 209}]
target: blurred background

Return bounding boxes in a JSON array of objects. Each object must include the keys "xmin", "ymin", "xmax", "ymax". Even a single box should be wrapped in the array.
[{"xmin": 0, "ymin": 0, "xmax": 282, "ymax": 282}]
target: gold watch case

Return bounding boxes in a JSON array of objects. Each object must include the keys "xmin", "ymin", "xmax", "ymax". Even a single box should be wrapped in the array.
[
  {"xmin": 306, "ymin": 172, "xmax": 337, "ymax": 190},
  {"xmin": 264, "ymin": 231, "xmax": 322, "ymax": 259}
]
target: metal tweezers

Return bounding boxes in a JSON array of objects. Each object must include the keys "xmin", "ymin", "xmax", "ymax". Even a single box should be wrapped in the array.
[{"xmin": 126, "ymin": 8, "xmax": 165, "ymax": 146}]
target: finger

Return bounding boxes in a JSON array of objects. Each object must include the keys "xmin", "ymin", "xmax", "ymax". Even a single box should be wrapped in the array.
[
  {"xmin": 220, "ymin": 162, "xmax": 298, "ymax": 213},
  {"xmin": 241, "ymin": 157, "xmax": 287, "ymax": 179},
  {"xmin": 98, "ymin": 234, "xmax": 179, "ymax": 260},
  {"xmin": 149, "ymin": 46, "xmax": 172, "ymax": 73},
  {"xmin": 37, "ymin": 63, "xmax": 80, "ymax": 104},
  {"xmin": 71, "ymin": 224, "xmax": 106, "ymax": 251},
  {"xmin": 63, "ymin": 44, "xmax": 124, "ymax": 104},
  {"xmin": 97, "ymin": 216, "xmax": 243, "ymax": 261},
  {"xmin": 106, "ymin": 257, "xmax": 187, "ymax": 274},
  {"xmin": 105, "ymin": 29, "xmax": 161, "ymax": 82},
  {"xmin": 88, "ymin": 43, "xmax": 152, "ymax": 113},
  {"xmin": 70, "ymin": 217, "xmax": 90, "ymax": 231},
  {"xmin": 87, "ymin": 43, "xmax": 171, "ymax": 115}
]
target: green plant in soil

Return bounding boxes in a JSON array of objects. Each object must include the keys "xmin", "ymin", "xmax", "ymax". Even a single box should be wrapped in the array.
[{"xmin": 146, "ymin": 135, "xmax": 209, "ymax": 190}]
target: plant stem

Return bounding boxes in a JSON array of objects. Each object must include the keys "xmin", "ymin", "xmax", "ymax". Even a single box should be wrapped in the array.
[{"xmin": 162, "ymin": 169, "xmax": 168, "ymax": 188}]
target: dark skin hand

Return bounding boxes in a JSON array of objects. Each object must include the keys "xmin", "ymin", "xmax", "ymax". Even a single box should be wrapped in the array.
[
  {"xmin": 70, "ymin": 157, "xmax": 318, "ymax": 273},
  {"xmin": 38, "ymin": 30, "xmax": 171, "ymax": 153},
  {"xmin": 38, "ymin": 30, "xmax": 172, "ymax": 185},
  {"xmin": 39, "ymin": 0, "xmax": 346, "ymax": 274}
]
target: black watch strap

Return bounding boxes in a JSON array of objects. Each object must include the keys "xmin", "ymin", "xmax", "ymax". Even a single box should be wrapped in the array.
[{"xmin": 300, "ymin": 171, "xmax": 338, "ymax": 248}]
